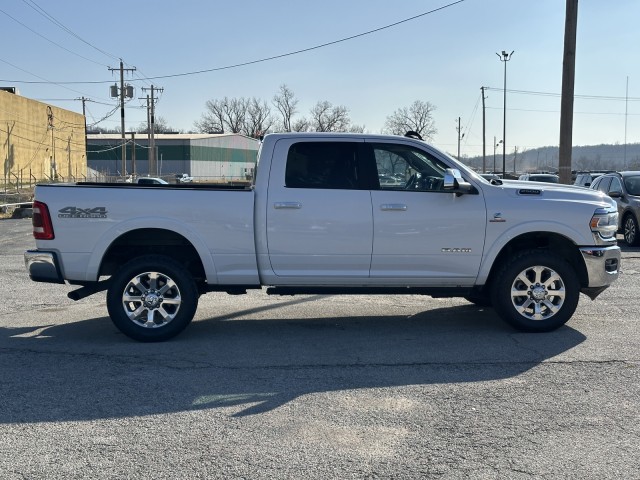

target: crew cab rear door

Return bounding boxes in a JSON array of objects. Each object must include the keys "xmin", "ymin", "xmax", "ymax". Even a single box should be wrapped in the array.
[
  {"xmin": 265, "ymin": 138, "xmax": 374, "ymax": 279},
  {"xmin": 365, "ymin": 140, "xmax": 486, "ymax": 285}
]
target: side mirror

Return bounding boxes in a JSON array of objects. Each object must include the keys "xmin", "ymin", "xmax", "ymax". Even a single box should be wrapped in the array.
[
  {"xmin": 443, "ymin": 168, "xmax": 475, "ymax": 195},
  {"xmin": 609, "ymin": 191, "xmax": 622, "ymax": 198}
]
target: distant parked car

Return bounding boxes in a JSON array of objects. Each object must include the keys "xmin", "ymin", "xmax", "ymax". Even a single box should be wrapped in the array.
[
  {"xmin": 378, "ymin": 174, "xmax": 403, "ymax": 186},
  {"xmin": 136, "ymin": 177, "xmax": 168, "ymax": 185},
  {"xmin": 590, "ymin": 171, "xmax": 640, "ymax": 246},
  {"xmin": 175, "ymin": 173, "xmax": 194, "ymax": 183},
  {"xmin": 480, "ymin": 173, "xmax": 502, "ymax": 183},
  {"xmin": 518, "ymin": 173, "xmax": 559, "ymax": 183},
  {"xmin": 574, "ymin": 172, "xmax": 606, "ymax": 187}
]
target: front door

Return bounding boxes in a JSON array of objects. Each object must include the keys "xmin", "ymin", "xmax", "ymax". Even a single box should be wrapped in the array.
[{"xmin": 367, "ymin": 141, "xmax": 486, "ymax": 285}]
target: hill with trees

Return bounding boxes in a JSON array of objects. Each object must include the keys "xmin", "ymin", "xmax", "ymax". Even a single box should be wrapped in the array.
[{"xmin": 461, "ymin": 143, "xmax": 640, "ymax": 174}]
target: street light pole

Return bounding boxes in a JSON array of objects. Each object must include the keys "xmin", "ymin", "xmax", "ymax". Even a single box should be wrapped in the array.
[
  {"xmin": 497, "ymin": 50, "xmax": 514, "ymax": 177},
  {"xmin": 493, "ymin": 138, "xmax": 502, "ymax": 174}
]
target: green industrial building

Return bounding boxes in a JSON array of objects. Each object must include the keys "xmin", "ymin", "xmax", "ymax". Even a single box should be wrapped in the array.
[{"xmin": 86, "ymin": 133, "xmax": 260, "ymax": 182}]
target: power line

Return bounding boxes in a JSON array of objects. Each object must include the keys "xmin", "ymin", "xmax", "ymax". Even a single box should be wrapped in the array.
[
  {"xmin": 0, "ymin": 56, "xmax": 112, "ymax": 102},
  {"xmin": 21, "ymin": 0, "xmax": 119, "ymax": 62},
  {"xmin": 0, "ymin": 0, "xmax": 467, "ymax": 85},
  {"xmin": 485, "ymin": 106, "xmax": 640, "ymax": 115},
  {"xmin": 484, "ymin": 86, "xmax": 640, "ymax": 102},
  {"xmin": 0, "ymin": 6, "xmax": 108, "ymax": 67}
]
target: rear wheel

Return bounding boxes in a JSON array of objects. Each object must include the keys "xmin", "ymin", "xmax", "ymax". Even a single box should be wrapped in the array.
[
  {"xmin": 107, "ymin": 255, "xmax": 198, "ymax": 342},
  {"xmin": 623, "ymin": 213, "xmax": 640, "ymax": 246},
  {"xmin": 490, "ymin": 250, "xmax": 579, "ymax": 332}
]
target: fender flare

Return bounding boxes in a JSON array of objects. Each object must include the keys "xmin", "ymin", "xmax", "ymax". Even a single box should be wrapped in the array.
[{"xmin": 476, "ymin": 220, "xmax": 590, "ymax": 285}]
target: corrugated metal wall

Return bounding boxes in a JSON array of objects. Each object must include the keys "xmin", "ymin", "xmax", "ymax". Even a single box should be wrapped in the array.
[{"xmin": 86, "ymin": 134, "xmax": 259, "ymax": 181}]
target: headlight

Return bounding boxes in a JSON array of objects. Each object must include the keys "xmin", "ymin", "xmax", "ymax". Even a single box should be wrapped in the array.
[{"xmin": 590, "ymin": 207, "xmax": 618, "ymax": 240}]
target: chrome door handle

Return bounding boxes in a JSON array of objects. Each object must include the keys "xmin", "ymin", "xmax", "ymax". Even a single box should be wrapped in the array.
[
  {"xmin": 380, "ymin": 204, "xmax": 407, "ymax": 211},
  {"xmin": 274, "ymin": 202, "xmax": 302, "ymax": 209}
]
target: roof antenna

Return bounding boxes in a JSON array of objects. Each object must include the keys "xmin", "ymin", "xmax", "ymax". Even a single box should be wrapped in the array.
[{"xmin": 404, "ymin": 130, "xmax": 423, "ymax": 140}]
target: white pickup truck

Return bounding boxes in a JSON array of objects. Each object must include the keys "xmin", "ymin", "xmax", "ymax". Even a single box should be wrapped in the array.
[{"xmin": 25, "ymin": 132, "xmax": 621, "ymax": 341}]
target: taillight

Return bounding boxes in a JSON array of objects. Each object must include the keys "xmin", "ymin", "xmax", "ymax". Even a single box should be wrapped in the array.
[{"xmin": 32, "ymin": 201, "xmax": 55, "ymax": 240}]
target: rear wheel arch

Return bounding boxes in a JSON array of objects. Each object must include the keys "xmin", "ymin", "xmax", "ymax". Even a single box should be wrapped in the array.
[{"xmin": 99, "ymin": 228, "xmax": 207, "ymax": 284}]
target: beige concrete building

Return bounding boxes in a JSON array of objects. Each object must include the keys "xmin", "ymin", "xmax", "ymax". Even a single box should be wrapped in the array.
[{"xmin": 1, "ymin": 88, "xmax": 86, "ymax": 187}]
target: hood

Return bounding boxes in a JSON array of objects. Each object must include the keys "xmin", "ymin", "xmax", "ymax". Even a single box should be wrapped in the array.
[{"xmin": 496, "ymin": 180, "xmax": 617, "ymax": 209}]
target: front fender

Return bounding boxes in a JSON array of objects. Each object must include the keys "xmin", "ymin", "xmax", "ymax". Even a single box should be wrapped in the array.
[{"xmin": 476, "ymin": 220, "xmax": 591, "ymax": 285}]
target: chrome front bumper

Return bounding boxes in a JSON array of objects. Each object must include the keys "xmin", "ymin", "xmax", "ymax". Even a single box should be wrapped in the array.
[
  {"xmin": 24, "ymin": 250, "xmax": 64, "ymax": 284},
  {"xmin": 579, "ymin": 245, "xmax": 621, "ymax": 299}
]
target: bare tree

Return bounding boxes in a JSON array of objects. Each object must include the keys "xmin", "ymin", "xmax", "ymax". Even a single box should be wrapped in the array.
[
  {"xmin": 291, "ymin": 118, "xmax": 310, "ymax": 132},
  {"xmin": 136, "ymin": 116, "xmax": 176, "ymax": 134},
  {"xmin": 272, "ymin": 84, "xmax": 298, "ymax": 132},
  {"xmin": 309, "ymin": 101, "xmax": 350, "ymax": 132},
  {"xmin": 242, "ymin": 98, "xmax": 273, "ymax": 138},
  {"xmin": 384, "ymin": 100, "xmax": 437, "ymax": 141},
  {"xmin": 194, "ymin": 99, "xmax": 224, "ymax": 133},
  {"xmin": 194, "ymin": 97, "xmax": 247, "ymax": 134}
]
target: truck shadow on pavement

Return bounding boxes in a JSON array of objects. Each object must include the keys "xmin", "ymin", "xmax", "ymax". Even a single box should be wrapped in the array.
[{"xmin": 0, "ymin": 302, "xmax": 586, "ymax": 423}]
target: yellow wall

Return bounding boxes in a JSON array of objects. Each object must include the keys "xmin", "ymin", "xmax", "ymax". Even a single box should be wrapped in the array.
[{"xmin": 1, "ymin": 90, "xmax": 86, "ymax": 185}]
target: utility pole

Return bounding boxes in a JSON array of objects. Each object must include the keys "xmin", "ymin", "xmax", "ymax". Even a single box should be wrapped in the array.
[
  {"xmin": 108, "ymin": 60, "xmax": 136, "ymax": 178},
  {"xmin": 497, "ymin": 50, "xmax": 514, "ymax": 178},
  {"xmin": 130, "ymin": 131, "xmax": 136, "ymax": 177},
  {"xmin": 142, "ymin": 85, "xmax": 163, "ymax": 176},
  {"xmin": 481, "ymin": 86, "xmax": 487, "ymax": 173},
  {"xmin": 558, "ymin": 0, "xmax": 578, "ymax": 184},
  {"xmin": 77, "ymin": 96, "xmax": 89, "ymax": 166},
  {"xmin": 456, "ymin": 117, "xmax": 464, "ymax": 160},
  {"xmin": 624, "ymin": 76, "xmax": 629, "ymax": 168},
  {"xmin": 47, "ymin": 106, "xmax": 56, "ymax": 179}
]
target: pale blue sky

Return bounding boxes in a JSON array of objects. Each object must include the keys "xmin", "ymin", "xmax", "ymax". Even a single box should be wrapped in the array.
[{"xmin": 1, "ymin": 0, "xmax": 638, "ymax": 158}]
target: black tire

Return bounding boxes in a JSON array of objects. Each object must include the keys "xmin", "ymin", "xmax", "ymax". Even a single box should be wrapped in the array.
[
  {"xmin": 623, "ymin": 213, "xmax": 640, "ymax": 247},
  {"xmin": 490, "ymin": 250, "xmax": 579, "ymax": 332},
  {"xmin": 106, "ymin": 255, "xmax": 199, "ymax": 342}
]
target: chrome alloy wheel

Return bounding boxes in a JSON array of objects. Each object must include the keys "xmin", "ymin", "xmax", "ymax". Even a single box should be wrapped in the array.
[
  {"xmin": 121, "ymin": 271, "xmax": 182, "ymax": 328},
  {"xmin": 510, "ymin": 265, "xmax": 566, "ymax": 321}
]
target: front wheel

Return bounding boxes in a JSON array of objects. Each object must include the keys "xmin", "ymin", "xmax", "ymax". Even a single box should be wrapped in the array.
[
  {"xmin": 490, "ymin": 250, "xmax": 580, "ymax": 332},
  {"xmin": 623, "ymin": 213, "xmax": 640, "ymax": 246},
  {"xmin": 107, "ymin": 255, "xmax": 199, "ymax": 342}
]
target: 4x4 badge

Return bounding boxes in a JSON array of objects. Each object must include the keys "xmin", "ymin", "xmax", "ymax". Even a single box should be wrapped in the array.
[{"xmin": 58, "ymin": 206, "xmax": 108, "ymax": 219}]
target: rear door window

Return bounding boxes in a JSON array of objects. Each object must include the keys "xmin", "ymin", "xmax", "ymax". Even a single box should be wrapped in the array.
[{"xmin": 285, "ymin": 142, "xmax": 361, "ymax": 190}]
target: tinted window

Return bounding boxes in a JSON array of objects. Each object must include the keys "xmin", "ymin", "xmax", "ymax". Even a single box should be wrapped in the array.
[
  {"xmin": 285, "ymin": 142, "xmax": 359, "ymax": 189},
  {"xmin": 370, "ymin": 143, "xmax": 449, "ymax": 191},
  {"xmin": 624, "ymin": 175, "xmax": 640, "ymax": 196}
]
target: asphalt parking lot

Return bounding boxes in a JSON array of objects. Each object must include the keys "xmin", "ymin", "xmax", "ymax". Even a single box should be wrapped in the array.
[{"xmin": 1, "ymin": 218, "xmax": 639, "ymax": 479}]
